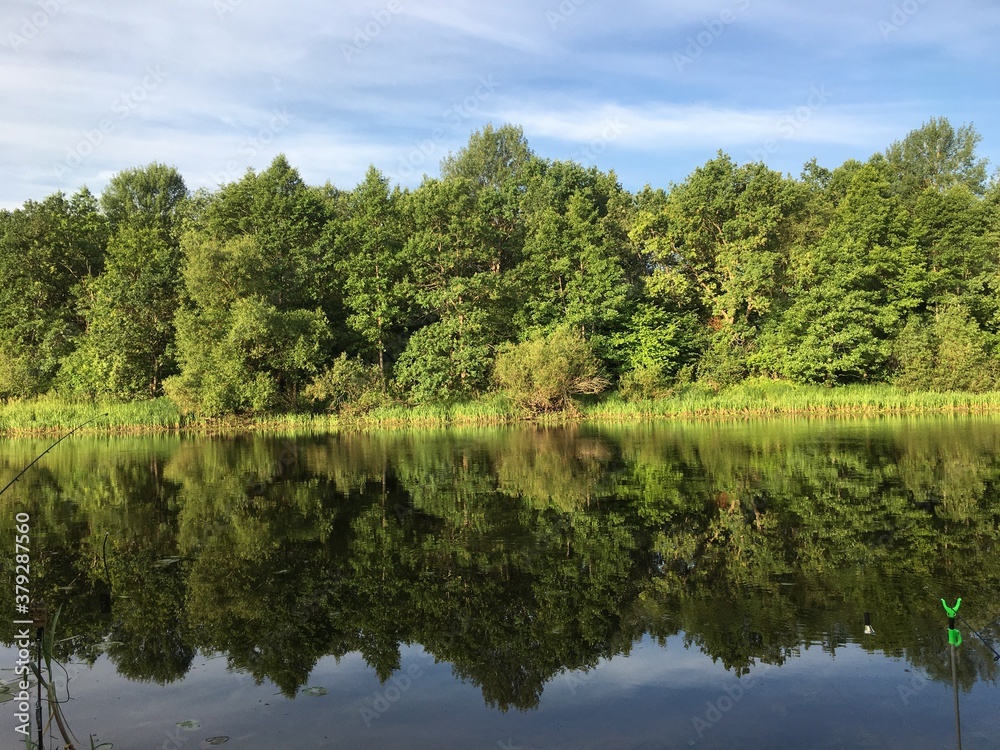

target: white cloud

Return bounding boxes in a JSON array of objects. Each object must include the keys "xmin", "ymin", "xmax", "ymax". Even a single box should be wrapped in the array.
[
  {"xmin": 1, "ymin": 0, "xmax": 997, "ymax": 204},
  {"xmin": 509, "ymin": 101, "xmax": 899, "ymax": 150}
]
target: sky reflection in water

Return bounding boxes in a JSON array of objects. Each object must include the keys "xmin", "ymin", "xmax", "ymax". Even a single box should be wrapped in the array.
[{"xmin": 2, "ymin": 417, "xmax": 1000, "ymax": 748}]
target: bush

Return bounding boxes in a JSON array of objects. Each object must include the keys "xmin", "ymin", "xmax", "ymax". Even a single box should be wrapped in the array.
[
  {"xmin": 619, "ymin": 363, "xmax": 671, "ymax": 400},
  {"xmin": 494, "ymin": 326, "xmax": 609, "ymax": 413},
  {"xmin": 892, "ymin": 303, "xmax": 998, "ymax": 392},
  {"xmin": 696, "ymin": 325, "xmax": 752, "ymax": 387},
  {"xmin": 304, "ymin": 353, "xmax": 383, "ymax": 414},
  {"xmin": 0, "ymin": 349, "xmax": 43, "ymax": 399},
  {"xmin": 393, "ymin": 322, "xmax": 493, "ymax": 403}
]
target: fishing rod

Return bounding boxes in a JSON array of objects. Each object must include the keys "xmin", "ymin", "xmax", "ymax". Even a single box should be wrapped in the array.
[
  {"xmin": 925, "ymin": 585, "xmax": 1000, "ymax": 661},
  {"xmin": 1, "ymin": 416, "xmax": 104, "ymax": 750},
  {"xmin": 955, "ymin": 610, "xmax": 1000, "ymax": 662},
  {"xmin": 943, "ymin": 599, "xmax": 963, "ymax": 750},
  {"xmin": 0, "ymin": 415, "xmax": 106, "ymax": 498}
]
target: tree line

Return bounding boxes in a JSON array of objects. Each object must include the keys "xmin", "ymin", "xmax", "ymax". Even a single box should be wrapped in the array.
[{"xmin": 1, "ymin": 117, "xmax": 997, "ymax": 415}]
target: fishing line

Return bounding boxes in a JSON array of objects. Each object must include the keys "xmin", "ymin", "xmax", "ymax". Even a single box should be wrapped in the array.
[
  {"xmin": 920, "ymin": 583, "xmax": 1000, "ymax": 660},
  {"xmin": 0, "ymin": 415, "xmax": 106, "ymax": 498},
  {"xmin": 955, "ymin": 611, "xmax": 1000, "ymax": 661}
]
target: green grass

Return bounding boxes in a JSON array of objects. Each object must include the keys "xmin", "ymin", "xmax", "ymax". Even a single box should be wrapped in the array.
[
  {"xmin": 4, "ymin": 382, "xmax": 1000, "ymax": 435},
  {"xmin": 582, "ymin": 379, "xmax": 1000, "ymax": 421},
  {"xmin": 0, "ymin": 395, "xmax": 186, "ymax": 435}
]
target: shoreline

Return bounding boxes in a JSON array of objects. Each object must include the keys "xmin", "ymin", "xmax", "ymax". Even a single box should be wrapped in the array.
[{"xmin": 4, "ymin": 383, "xmax": 1000, "ymax": 437}]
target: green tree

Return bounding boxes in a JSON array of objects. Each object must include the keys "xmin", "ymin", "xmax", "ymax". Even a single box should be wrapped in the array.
[
  {"xmin": 639, "ymin": 155, "xmax": 794, "ymax": 327},
  {"xmin": 440, "ymin": 122, "xmax": 535, "ymax": 194},
  {"xmin": 615, "ymin": 304, "xmax": 703, "ymax": 396},
  {"xmin": 757, "ymin": 163, "xmax": 925, "ymax": 383},
  {"xmin": 909, "ymin": 183, "xmax": 994, "ymax": 314},
  {"xmin": 517, "ymin": 162, "xmax": 637, "ymax": 369},
  {"xmin": 59, "ymin": 164, "xmax": 190, "ymax": 398},
  {"xmin": 166, "ymin": 157, "xmax": 331, "ymax": 415},
  {"xmin": 100, "ymin": 162, "xmax": 188, "ymax": 241},
  {"xmin": 395, "ymin": 176, "xmax": 514, "ymax": 400},
  {"xmin": 0, "ymin": 189, "xmax": 107, "ymax": 397},
  {"xmin": 59, "ymin": 227, "xmax": 181, "ymax": 398},
  {"xmin": 332, "ymin": 166, "xmax": 409, "ymax": 383},
  {"xmin": 885, "ymin": 117, "xmax": 989, "ymax": 200},
  {"xmin": 633, "ymin": 154, "xmax": 797, "ymax": 383},
  {"xmin": 893, "ymin": 303, "xmax": 997, "ymax": 391}
]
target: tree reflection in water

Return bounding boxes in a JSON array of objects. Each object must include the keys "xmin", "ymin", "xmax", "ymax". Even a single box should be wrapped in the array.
[{"xmin": 2, "ymin": 417, "xmax": 999, "ymax": 713}]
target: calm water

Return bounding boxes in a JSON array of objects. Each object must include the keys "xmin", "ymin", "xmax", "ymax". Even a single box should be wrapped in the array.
[{"xmin": 2, "ymin": 417, "xmax": 1000, "ymax": 748}]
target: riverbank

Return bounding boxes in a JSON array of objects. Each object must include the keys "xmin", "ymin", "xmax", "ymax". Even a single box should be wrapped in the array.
[{"xmin": 5, "ymin": 380, "xmax": 1000, "ymax": 436}]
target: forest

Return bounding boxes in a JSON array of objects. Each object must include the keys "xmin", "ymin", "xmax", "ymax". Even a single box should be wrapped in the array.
[{"xmin": 1, "ymin": 116, "xmax": 997, "ymax": 418}]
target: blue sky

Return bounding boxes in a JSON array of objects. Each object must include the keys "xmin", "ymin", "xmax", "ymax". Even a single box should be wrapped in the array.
[{"xmin": 2, "ymin": 0, "xmax": 998, "ymax": 208}]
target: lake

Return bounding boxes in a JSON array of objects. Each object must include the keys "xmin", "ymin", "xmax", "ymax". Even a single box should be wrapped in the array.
[{"xmin": 2, "ymin": 416, "xmax": 1000, "ymax": 748}]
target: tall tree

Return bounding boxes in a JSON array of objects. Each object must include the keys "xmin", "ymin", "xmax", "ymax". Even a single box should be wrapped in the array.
[
  {"xmin": 0, "ymin": 189, "xmax": 106, "ymax": 397},
  {"xmin": 333, "ymin": 166, "xmax": 409, "ymax": 383},
  {"xmin": 757, "ymin": 163, "xmax": 925, "ymax": 383},
  {"xmin": 394, "ymin": 177, "xmax": 505, "ymax": 401},
  {"xmin": 642, "ymin": 154, "xmax": 796, "ymax": 328},
  {"xmin": 517, "ymin": 161, "xmax": 636, "ymax": 369},
  {"xmin": 442, "ymin": 123, "xmax": 536, "ymax": 289},
  {"xmin": 166, "ymin": 156, "xmax": 331, "ymax": 415},
  {"xmin": 909, "ymin": 183, "xmax": 994, "ymax": 314},
  {"xmin": 58, "ymin": 227, "xmax": 181, "ymax": 398},
  {"xmin": 884, "ymin": 117, "xmax": 989, "ymax": 200},
  {"xmin": 440, "ymin": 123, "xmax": 534, "ymax": 194},
  {"xmin": 100, "ymin": 162, "xmax": 188, "ymax": 241},
  {"xmin": 633, "ymin": 154, "xmax": 798, "ymax": 383},
  {"xmin": 58, "ymin": 164, "xmax": 190, "ymax": 399}
]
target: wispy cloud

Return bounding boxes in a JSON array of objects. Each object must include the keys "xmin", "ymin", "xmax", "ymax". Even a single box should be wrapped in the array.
[
  {"xmin": 1, "ymin": 0, "xmax": 997, "ymax": 205},
  {"xmin": 510, "ymin": 101, "xmax": 898, "ymax": 149}
]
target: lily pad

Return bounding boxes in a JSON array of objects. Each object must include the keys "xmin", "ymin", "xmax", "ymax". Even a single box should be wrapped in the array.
[
  {"xmin": 203, "ymin": 738, "xmax": 230, "ymax": 746},
  {"xmin": 0, "ymin": 680, "xmax": 31, "ymax": 703},
  {"xmin": 176, "ymin": 720, "xmax": 201, "ymax": 731},
  {"xmin": 302, "ymin": 686, "xmax": 328, "ymax": 697}
]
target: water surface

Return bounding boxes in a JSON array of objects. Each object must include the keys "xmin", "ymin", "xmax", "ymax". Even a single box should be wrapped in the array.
[{"xmin": 2, "ymin": 417, "xmax": 999, "ymax": 748}]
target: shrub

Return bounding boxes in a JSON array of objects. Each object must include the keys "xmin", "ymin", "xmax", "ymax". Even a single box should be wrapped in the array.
[
  {"xmin": 494, "ymin": 326, "xmax": 609, "ymax": 413},
  {"xmin": 892, "ymin": 303, "xmax": 998, "ymax": 392},
  {"xmin": 304, "ymin": 353, "xmax": 383, "ymax": 414},
  {"xmin": 393, "ymin": 322, "xmax": 493, "ymax": 403}
]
